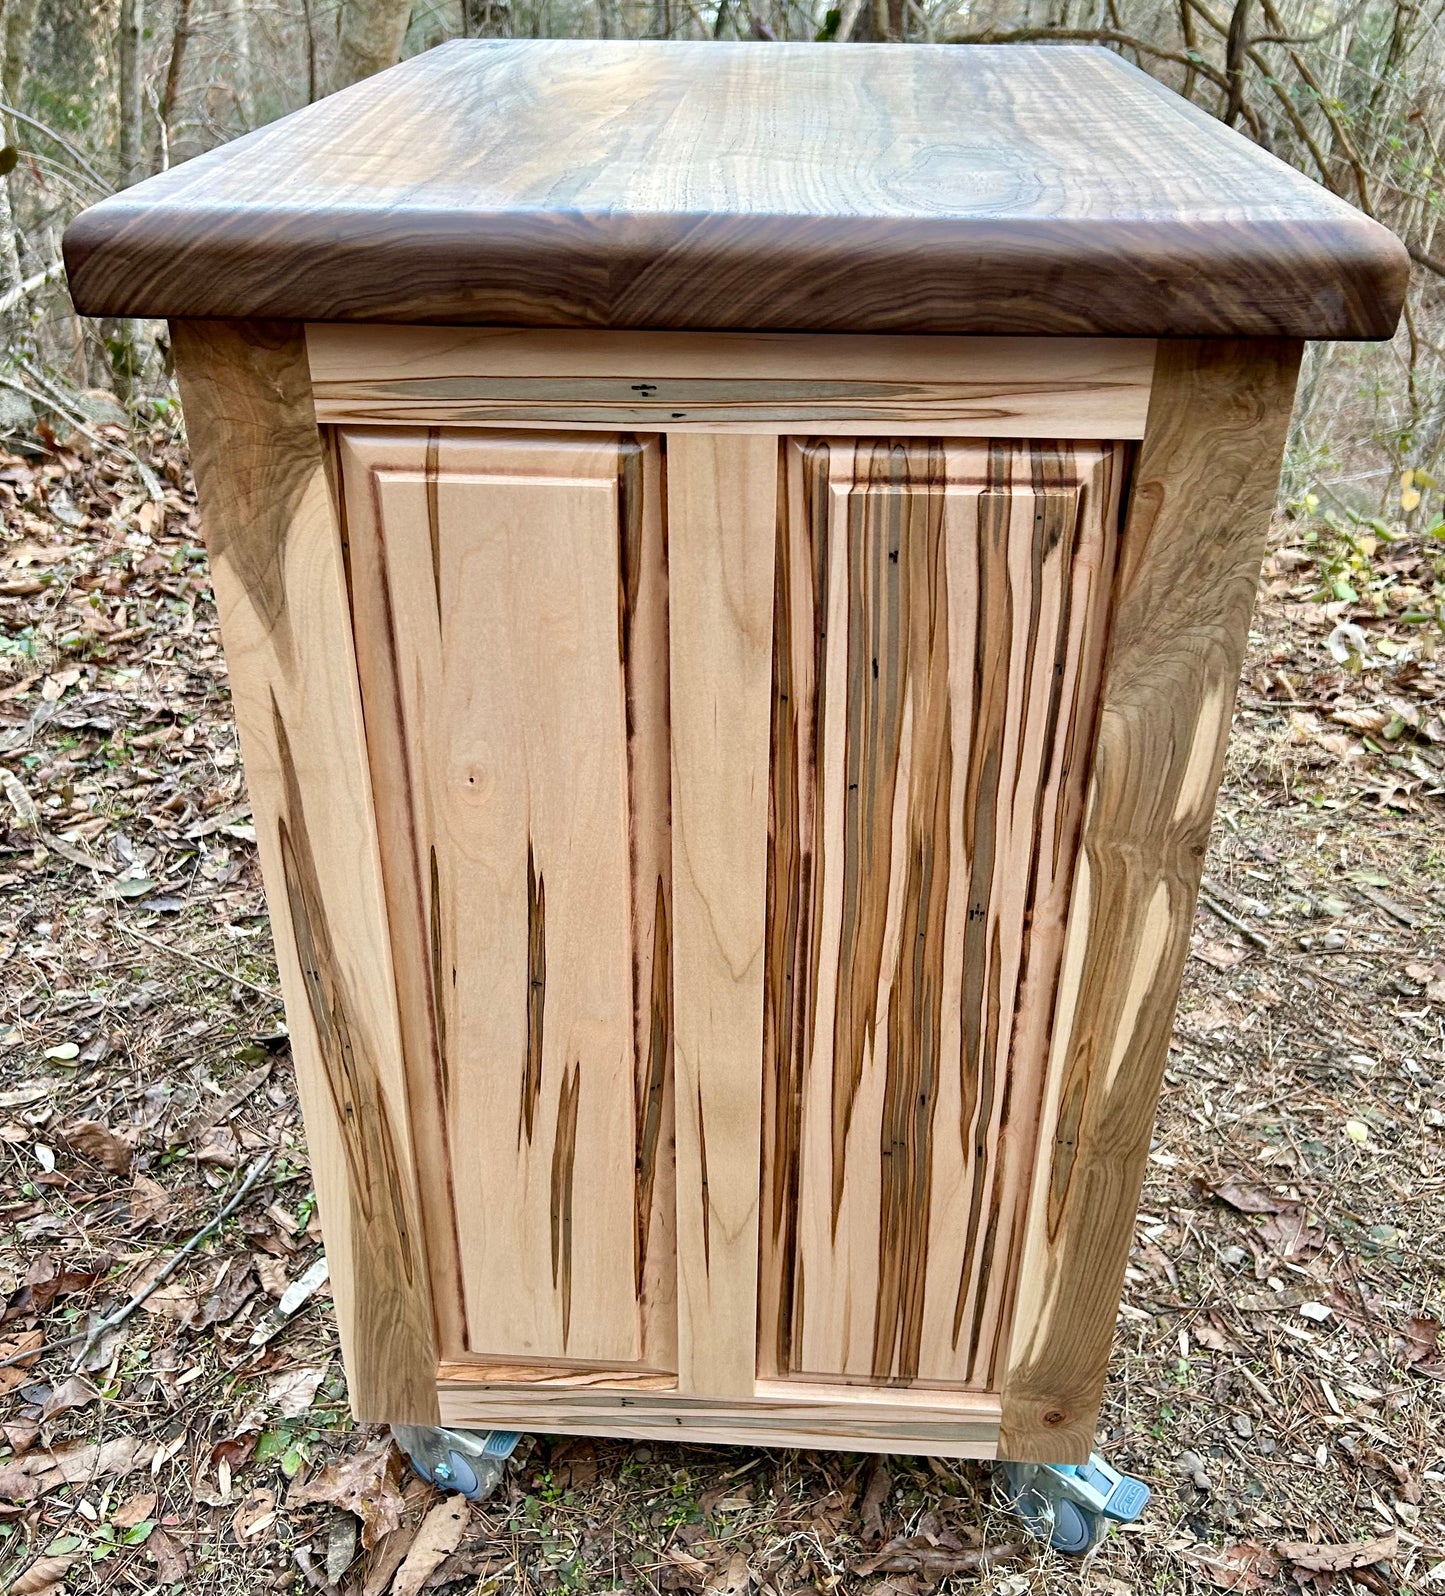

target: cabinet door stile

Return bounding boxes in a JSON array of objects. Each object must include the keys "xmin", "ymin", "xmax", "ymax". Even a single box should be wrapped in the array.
[
  {"xmin": 171, "ymin": 323, "xmax": 439, "ymax": 1424},
  {"xmin": 668, "ymin": 433, "xmax": 778, "ymax": 1398}
]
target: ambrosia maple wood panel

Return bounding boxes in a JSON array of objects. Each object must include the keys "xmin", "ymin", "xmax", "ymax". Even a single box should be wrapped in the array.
[
  {"xmin": 339, "ymin": 429, "xmax": 676, "ymax": 1375},
  {"xmin": 1000, "ymin": 339, "xmax": 1304, "ymax": 1462},
  {"xmin": 436, "ymin": 1376, "xmax": 1003, "ymax": 1458},
  {"xmin": 169, "ymin": 323, "xmax": 438, "ymax": 1423},
  {"xmin": 667, "ymin": 435, "xmax": 776, "ymax": 1399},
  {"xmin": 305, "ymin": 327, "xmax": 1156, "ymax": 437},
  {"xmin": 169, "ymin": 323, "xmax": 1309, "ymax": 1460},
  {"xmin": 68, "ymin": 43, "xmax": 1406, "ymax": 336},
  {"xmin": 759, "ymin": 439, "xmax": 1124, "ymax": 1394}
]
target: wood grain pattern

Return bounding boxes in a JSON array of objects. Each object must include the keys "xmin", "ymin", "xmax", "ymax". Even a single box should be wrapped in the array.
[
  {"xmin": 436, "ymin": 1376, "xmax": 1002, "ymax": 1458},
  {"xmin": 67, "ymin": 43, "xmax": 1406, "ymax": 338},
  {"xmin": 1000, "ymin": 339, "xmax": 1303, "ymax": 1462},
  {"xmin": 668, "ymin": 434, "xmax": 777, "ymax": 1398},
  {"xmin": 340, "ymin": 428, "xmax": 676, "ymax": 1372},
  {"xmin": 759, "ymin": 438, "xmax": 1123, "ymax": 1394},
  {"xmin": 305, "ymin": 327, "xmax": 1156, "ymax": 438},
  {"xmin": 169, "ymin": 320, "xmax": 438, "ymax": 1424}
]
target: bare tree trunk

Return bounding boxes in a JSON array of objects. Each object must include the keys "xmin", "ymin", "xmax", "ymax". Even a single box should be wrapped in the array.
[
  {"xmin": 301, "ymin": 0, "xmax": 318, "ymax": 103},
  {"xmin": 233, "ymin": 0, "xmax": 253, "ymax": 127},
  {"xmin": 118, "ymin": 0, "xmax": 145, "ymax": 186},
  {"xmin": 113, "ymin": 0, "xmax": 146, "ymax": 403},
  {"xmin": 331, "ymin": 0, "xmax": 415, "ymax": 92},
  {"xmin": 0, "ymin": 0, "xmax": 40, "ymax": 294},
  {"xmin": 156, "ymin": 0, "xmax": 193, "ymax": 168}
]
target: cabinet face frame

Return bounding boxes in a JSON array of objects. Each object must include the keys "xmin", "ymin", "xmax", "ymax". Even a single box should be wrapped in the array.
[{"xmin": 173, "ymin": 320, "xmax": 1301, "ymax": 1463}]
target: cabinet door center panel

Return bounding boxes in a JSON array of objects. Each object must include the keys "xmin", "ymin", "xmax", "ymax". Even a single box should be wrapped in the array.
[
  {"xmin": 341, "ymin": 429, "xmax": 675, "ymax": 1373},
  {"xmin": 760, "ymin": 439, "xmax": 1125, "ymax": 1391}
]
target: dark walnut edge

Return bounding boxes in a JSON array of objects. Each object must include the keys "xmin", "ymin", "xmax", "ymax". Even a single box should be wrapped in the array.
[{"xmin": 65, "ymin": 210, "xmax": 1408, "ymax": 341}]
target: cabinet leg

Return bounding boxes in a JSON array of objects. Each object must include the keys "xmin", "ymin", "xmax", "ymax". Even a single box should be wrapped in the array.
[
  {"xmin": 391, "ymin": 1426, "xmax": 523, "ymax": 1502},
  {"xmin": 996, "ymin": 1454, "xmax": 1150, "ymax": 1555}
]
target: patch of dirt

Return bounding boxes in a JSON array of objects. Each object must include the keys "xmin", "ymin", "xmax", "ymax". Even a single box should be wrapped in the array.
[{"xmin": 0, "ymin": 426, "xmax": 1441, "ymax": 1593}]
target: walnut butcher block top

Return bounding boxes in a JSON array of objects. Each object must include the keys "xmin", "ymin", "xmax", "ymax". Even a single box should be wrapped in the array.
[{"xmin": 63, "ymin": 40, "xmax": 1407, "ymax": 338}]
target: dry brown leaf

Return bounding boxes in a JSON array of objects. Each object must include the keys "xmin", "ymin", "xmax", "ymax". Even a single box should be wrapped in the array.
[
  {"xmin": 110, "ymin": 1491, "xmax": 157, "ymax": 1530},
  {"xmin": 1405, "ymin": 961, "xmax": 1445, "ymax": 1003},
  {"xmin": 860, "ymin": 1455, "xmax": 891, "ymax": 1543},
  {"xmin": 7, "ymin": 1554, "xmax": 77, "ymax": 1595},
  {"xmin": 361, "ymin": 1511, "xmax": 423, "ymax": 1596},
  {"xmin": 390, "ymin": 1498, "xmax": 469, "ymax": 1596},
  {"xmin": 0, "ymin": 1437, "xmax": 158, "ymax": 1502},
  {"xmin": 128, "ymin": 1174, "xmax": 171, "ymax": 1228},
  {"xmin": 2, "ymin": 1422, "xmax": 39, "ymax": 1455},
  {"xmin": 0, "ymin": 1330, "xmax": 43, "ymax": 1397},
  {"xmin": 703, "ymin": 1550, "xmax": 751, "ymax": 1595},
  {"xmin": 192, "ymin": 1256, "xmax": 256, "ymax": 1329},
  {"xmin": 62, "ymin": 1118, "xmax": 134, "ymax": 1176},
  {"xmin": 1192, "ymin": 938, "xmax": 1249, "ymax": 969},
  {"xmin": 1192, "ymin": 1315, "xmax": 1237, "ymax": 1353},
  {"xmin": 231, "ymin": 1486, "xmax": 277, "ymax": 1542},
  {"xmin": 39, "ymin": 1374, "xmax": 100, "ymax": 1421},
  {"xmin": 1196, "ymin": 1542, "xmax": 1281, "ymax": 1590},
  {"xmin": 1256, "ymin": 1210, "xmax": 1326, "ymax": 1260},
  {"xmin": 1276, "ymin": 1533, "xmax": 1397, "ymax": 1572},
  {"xmin": 1206, "ymin": 1177, "xmax": 1291, "ymax": 1215},
  {"xmin": 193, "ymin": 1124, "xmax": 239, "ymax": 1167},
  {"xmin": 254, "ymin": 1254, "xmax": 289, "ymax": 1298},
  {"xmin": 243, "ymin": 1363, "xmax": 326, "ymax": 1423},
  {"xmin": 147, "ymin": 1527, "xmax": 189, "ymax": 1584},
  {"xmin": 289, "ymin": 1438, "xmax": 405, "ymax": 1550}
]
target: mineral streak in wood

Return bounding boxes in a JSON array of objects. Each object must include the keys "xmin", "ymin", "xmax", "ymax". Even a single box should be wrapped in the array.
[
  {"xmin": 169, "ymin": 321, "xmax": 438, "ymax": 1423},
  {"xmin": 340, "ymin": 428, "xmax": 675, "ymax": 1372},
  {"xmin": 1000, "ymin": 339, "xmax": 1304, "ymax": 1462},
  {"xmin": 760, "ymin": 439, "xmax": 1124, "ymax": 1393}
]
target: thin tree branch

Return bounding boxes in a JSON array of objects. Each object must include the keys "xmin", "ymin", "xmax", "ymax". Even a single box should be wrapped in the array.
[
  {"xmin": 0, "ymin": 101, "xmax": 113, "ymax": 194},
  {"xmin": 0, "ymin": 1152, "xmax": 273, "ymax": 1373}
]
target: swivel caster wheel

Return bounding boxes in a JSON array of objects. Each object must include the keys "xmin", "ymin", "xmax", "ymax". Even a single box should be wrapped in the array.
[
  {"xmin": 391, "ymin": 1425, "xmax": 522, "ymax": 1503},
  {"xmin": 997, "ymin": 1454, "xmax": 1149, "ymax": 1555}
]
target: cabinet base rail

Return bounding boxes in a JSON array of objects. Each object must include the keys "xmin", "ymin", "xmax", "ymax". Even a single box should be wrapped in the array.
[{"xmin": 434, "ymin": 1371, "xmax": 1003, "ymax": 1459}]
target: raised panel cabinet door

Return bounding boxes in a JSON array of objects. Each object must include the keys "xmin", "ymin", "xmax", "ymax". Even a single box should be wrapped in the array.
[
  {"xmin": 759, "ymin": 439, "xmax": 1127, "ymax": 1392},
  {"xmin": 339, "ymin": 428, "xmax": 676, "ymax": 1375}
]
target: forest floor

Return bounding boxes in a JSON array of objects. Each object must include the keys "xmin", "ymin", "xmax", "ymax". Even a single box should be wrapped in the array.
[{"xmin": 0, "ymin": 416, "xmax": 1442, "ymax": 1596}]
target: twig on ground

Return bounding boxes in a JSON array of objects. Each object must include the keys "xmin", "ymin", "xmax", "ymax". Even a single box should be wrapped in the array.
[
  {"xmin": 1198, "ymin": 880, "xmax": 1274, "ymax": 952},
  {"xmin": 0, "ymin": 1151, "xmax": 273, "ymax": 1373},
  {"xmin": 116, "ymin": 918, "xmax": 281, "ymax": 1001}
]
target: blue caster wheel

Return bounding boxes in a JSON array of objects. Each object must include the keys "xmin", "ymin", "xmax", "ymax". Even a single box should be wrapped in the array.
[
  {"xmin": 391, "ymin": 1425, "xmax": 522, "ymax": 1502},
  {"xmin": 998, "ymin": 1454, "xmax": 1149, "ymax": 1555}
]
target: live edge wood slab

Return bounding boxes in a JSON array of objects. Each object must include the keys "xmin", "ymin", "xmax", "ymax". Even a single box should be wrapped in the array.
[{"xmin": 66, "ymin": 42, "xmax": 1405, "ymax": 1465}]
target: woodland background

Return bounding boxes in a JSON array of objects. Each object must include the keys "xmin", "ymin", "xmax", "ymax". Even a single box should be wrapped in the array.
[
  {"xmin": 0, "ymin": 4, "xmax": 1442, "ymax": 1596},
  {"xmin": 0, "ymin": 0, "xmax": 1441, "ymax": 540}
]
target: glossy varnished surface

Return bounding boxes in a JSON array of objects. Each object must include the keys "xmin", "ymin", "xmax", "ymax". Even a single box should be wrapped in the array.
[{"xmin": 69, "ymin": 42, "xmax": 1405, "ymax": 337}]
